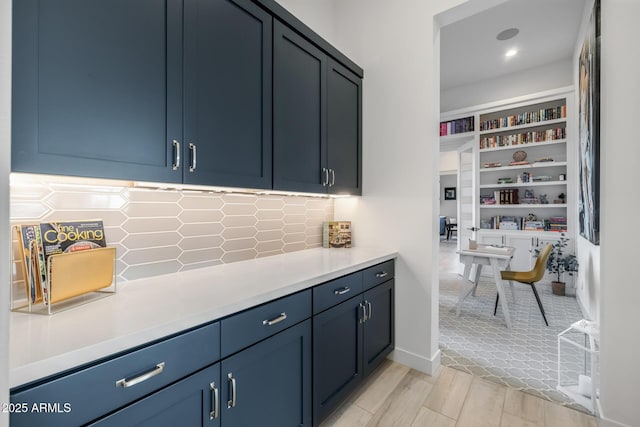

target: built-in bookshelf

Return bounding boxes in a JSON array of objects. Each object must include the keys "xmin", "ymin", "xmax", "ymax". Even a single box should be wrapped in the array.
[{"xmin": 477, "ymin": 96, "xmax": 569, "ymax": 234}]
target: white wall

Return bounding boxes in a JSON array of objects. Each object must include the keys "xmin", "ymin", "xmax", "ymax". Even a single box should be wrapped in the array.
[
  {"xmin": 441, "ymin": 59, "xmax": 573, "ymax": 112},
  {"xmin": 272, "ymin": 0, "xmax": 336, "ymax": 47},
  {"xmin": 598, "ymin": 1, "xmax": 640, "ymax": 425},
  {"xmin": 439, "ymin": 174, "xmax": 457, "ymax": 219},
  {"xmin": 439, "ymin": 150, "xmax": 457, "ymax": 174},
  {"xmin": 0, "ymin": 0, "xmax": 10, "ymax": 425},
  {"xmin": 330, "ymin": 0, "xmax": 466, "ymax": 374}
]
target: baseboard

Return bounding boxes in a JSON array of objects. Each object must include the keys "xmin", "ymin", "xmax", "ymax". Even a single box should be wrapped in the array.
[
  {"xmin": 389, "ymin": 347, "xmax": 441, "ymax": 376},
  {"xmin": 597, "ymin": 416, "xmax": 632, "ymax": 427}
]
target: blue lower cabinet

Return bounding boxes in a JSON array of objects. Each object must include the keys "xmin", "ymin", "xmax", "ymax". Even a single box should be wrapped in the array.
[
  {"xmin": 221, "ymin": 320, "xmax": 312, "ymax": 427},
  {"xmin": 312, "ymin": 296, "xmax": 364, "ymax": 426},
  {"xmin": 89, "ymin": 363, "xmax": 221, "ymax": 427},
  {"xmin": 363, "ymin": 280, "xmax": 395, "ymax": 377}
]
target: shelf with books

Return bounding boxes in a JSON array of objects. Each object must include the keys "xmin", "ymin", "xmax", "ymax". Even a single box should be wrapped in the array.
[
  {"xmin": 479, "ymin": 139, "xmax": 567, "ymax": 153},
  {"xmin": 479, "ymin": 117, "xmax": 566, "ymax": 135},
  {"xmin": 439, "ymin": 115, "xmax": 474, "ymax": 137}
]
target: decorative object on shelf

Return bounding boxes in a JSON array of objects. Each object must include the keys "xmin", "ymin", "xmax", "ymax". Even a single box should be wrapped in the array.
[
  {"xmin": 558, "ymin": 319, "xmax": 599, "ymax": 413},
  {"xmin": 535, "ymin": 233, "xmax": 578, "ymax": 296},
  {"xmin": 444, "ymin": 187, "xmax": 456, "ymax": 200},
  {"xmin": 512, "ymin": 150, "xmax": 527, "ymax": 162},
  {"xmin": 535, "ymin": 157, "xmax": 554, "ymax": 162},
  {"xmin": 483, "ymin": 162, "xmax": 501, "ymax": 168},
  {"xmin": 497, "ymin": 177, "xmax": 513, "ymax": 184},
  {"xmin": 554, "ymin": 193, "xmax": 566, "ymax": 204},
  {"xmin": 578, "ymin": 0, "xmax": 601, "ymax": 245},
  {"xmin": 323, "ymin": 221, "xmax": 352, "ymax": 248},
  {"xmin": 539, "ymin": 194, "xmax": 549, "ymax": 204},
  {"xmin": 559, "ymin": 174, "xmax": 566, "ymax": 181}
]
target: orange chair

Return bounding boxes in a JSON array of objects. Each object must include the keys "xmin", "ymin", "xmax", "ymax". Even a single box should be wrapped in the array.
[{"xmin": 494, "ymin": 243, "xmax": 553, "ymax": 326}]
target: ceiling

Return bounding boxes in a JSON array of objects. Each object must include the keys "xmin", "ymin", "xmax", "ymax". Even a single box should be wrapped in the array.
[{"xmin": 440, "ymin": 0, "xmax": 588, "ymax": 90}]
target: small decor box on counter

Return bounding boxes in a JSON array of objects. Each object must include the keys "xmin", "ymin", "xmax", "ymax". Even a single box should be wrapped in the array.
[{"xmin": 323, "ymin": 221, "xmax": 352, "ymax": 248}]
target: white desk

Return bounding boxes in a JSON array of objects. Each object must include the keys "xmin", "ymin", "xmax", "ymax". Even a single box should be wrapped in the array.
[{"xmin": 456, "ymin": 245, "xmax": 515, "ymax": 328}]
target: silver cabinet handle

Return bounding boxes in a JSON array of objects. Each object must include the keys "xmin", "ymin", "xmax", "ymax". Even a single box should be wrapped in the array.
[
  {"xmin": 227, "ymin": 373, "xmax": 236, "ymax": 408},
  {"xmin": 322, "ymin": 167, "xmax": 329, "ymax": 186},
  {"xmin": 366, "ymin": 301, "xmax": 372, "ymax": 320},
  {"xmin": 330, "ymin": 169, "xmax": 335, "ymax": 186},
  {"xmin": 172, "ymin": 140, "xmax": 180, "ymax": 170},
  {"xmin": 263, "ymin": 312, "xmax": 287, "ymax": 326},
  {"xmin": 209, "ymin": 382, "xmax": 219, "ymax": 420},
  {"xmin": 359, "ymin": 303, "xmax": 366, "ymax": 323},
  {"xmin": 189, "ymin": 143, "xmax": 197, "ymax": 172},
  {"xmin": 375, "ymin": 271, "xmax": 388, "ymax": 278},
  {"xmin": 334, "ymin": 286, "xmax": 351, "ymax": 296},
  {"xmin": 116, "ymin": 362, "xmax": 165, "ymax": 388}
]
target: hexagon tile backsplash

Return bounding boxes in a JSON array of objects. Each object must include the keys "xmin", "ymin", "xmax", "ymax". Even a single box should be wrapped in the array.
[{"xmin": 10, "ymin": 179, "xmax": 334, "ymax": 292}]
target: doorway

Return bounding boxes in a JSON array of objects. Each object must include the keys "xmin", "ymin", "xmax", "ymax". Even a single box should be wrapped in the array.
[{"xmin": 436, "ymin": 0, "xmax": 590, "ymax": 411}]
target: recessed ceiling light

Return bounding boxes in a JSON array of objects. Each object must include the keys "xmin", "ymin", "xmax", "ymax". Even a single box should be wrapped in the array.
[
  {"xmin": 497, "ymin": 28, "xmax": 519, "ymax": 41},
  {"xmin": 505, "ymin": 49, "xmax": 518, "ymax": 58}
]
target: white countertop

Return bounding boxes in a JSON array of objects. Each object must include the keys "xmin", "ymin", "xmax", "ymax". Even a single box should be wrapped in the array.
[{"xmin": 9, "ymin": 247, "xmax": 397, "ymax": 388}]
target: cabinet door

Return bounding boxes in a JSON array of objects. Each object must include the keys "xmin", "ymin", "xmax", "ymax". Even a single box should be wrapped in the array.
[
  {"xmin": 273, "ymin": 21, "xmax": 327, "ymax": 193},
  {"xmin": 313, "ymin": 295, "xmax": 364, "ymax": 426},
  {"xmin": 12, "ymin": 0, "xmax": 182, "ymax": 183},
  {"xmin": 221, "ymin": 320, "xmax": 312, "ymax": 427},
  {"xmin": 90, "ymin": 364, "xmax": 221, "ymax": 427},
  {"xmin": 326, "ymin": 59, "xmax": 362, "ymax": 195},
  {"xmin": 505, "ymin": 234, "xmax": 535, "ymax": 272},
  {"xmin": 363, "ymin": 280, "xmax": 395, "ymax": 377},
  {"xmin": 183, "ymin": 0, "xmax": 272, "ymax": 189}
]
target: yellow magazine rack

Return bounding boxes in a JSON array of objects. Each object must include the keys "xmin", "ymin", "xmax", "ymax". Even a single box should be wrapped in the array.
[{"xmin": 11, "ymin": 246, "xmax": 117, "ymax": 315}]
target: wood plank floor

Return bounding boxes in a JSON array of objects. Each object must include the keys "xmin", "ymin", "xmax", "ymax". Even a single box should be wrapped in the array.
[{"xmin": 320, "ymin": 360, "xmax": 597, "ymax": 427}]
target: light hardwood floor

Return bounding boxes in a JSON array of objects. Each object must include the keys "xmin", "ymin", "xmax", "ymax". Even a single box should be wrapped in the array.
[{"xmin": 319, "ymin": 360, "xmax": 597, "ymax": 427}]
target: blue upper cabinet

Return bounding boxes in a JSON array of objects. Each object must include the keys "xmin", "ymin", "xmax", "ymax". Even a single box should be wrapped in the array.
[
  {"xmin": 273, "ymin": 21, "xmax": 327, "ymax": 194},
  {"xmin": 273, "ymin": 21, "xmax": 362, "ymax": 195},
  {"xmin": 12, "ymin": 0, "xmax": 360, "ymax": 194},
  {"xmin": 327, "ymin": 59, "xmax": 362, "ymax": 195},
  {"xmin": 12, "ymin": 0, "xmax": 184, "ymax": 184},
  {"xmin": 183, "ymin": 0, "xmax": 272, "ymax": 189},
  {"xmin": 12, "ymin": 0, "xmax": 272, "ymax": 189}
]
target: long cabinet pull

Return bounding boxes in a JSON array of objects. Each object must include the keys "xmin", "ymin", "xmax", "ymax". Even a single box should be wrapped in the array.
[
  {"xmin": 322, "ymin": 167, "xmax": 329, "ymax": 186},
  {"xmin": 375, "ymin": 271, "xmax": 388, "ymax": 278},
  {"xmin": 189, "ymin": 143, "xmax": 197, "ymax": 172},
  {"xmin": 227, "ymin": 373, "xmax": 237, "ymax": 408},
  {"xmin": 359, "ymin": 303, "xmax": 366, "ymax": 323},
  {"xmin": 172, "ymin": 140, "xmax": 181, "ymax": 170},
  {"xmin": 334, "ymin": 286, "xmax": 350, "ymax": 296},
  {"xmin": 209, "ymin": 382, "xmax": 219, "ymax": 420},
  {"xmin": 330, "ymin": 169, "xmax": 335, "ymax": 186},
  {"xmin": 262, "ymin": 312, "xmax": 287, "ymax": 326},
  {"xmin": 115, "ymin": 362, "xmax": 165, "ymax": 388},
  {"xmin": 366, "ymin": 301, "xmax": 372, "ymax": 320}
]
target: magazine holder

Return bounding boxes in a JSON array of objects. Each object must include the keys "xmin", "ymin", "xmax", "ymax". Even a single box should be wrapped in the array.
[{"xmin": 11, "ymin": 246, "xmax": 117, "ymax": 315}]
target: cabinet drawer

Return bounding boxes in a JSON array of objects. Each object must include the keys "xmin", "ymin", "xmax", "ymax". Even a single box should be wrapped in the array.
[
  {"xmin": 10, "ymin": 322, "xmax": 220, "ymax": 427},
  {"xmin": 313, "ymin": 271, "xmax": 363, "ymax": 314},
  {"xmin": 362, "ymin": 260, "xmax": 395, "ymax": 291},
  {"xmin": 221, "ymin": 290, "xmax": 311, "ymax": 358}
]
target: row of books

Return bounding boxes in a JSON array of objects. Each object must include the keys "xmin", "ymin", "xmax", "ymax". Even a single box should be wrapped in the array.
[
  {"xmin": 479, "ymin": 106, "xmax": 566, "ymax": 131},
  {"xmin": 480, "ymin": 189, "xmax": 519, "ymax": 205},
  {"xmin": 480, "ymin": 216, "xmax": 568, "ymax": 232},
  {"xmin": 479, "ymin": 128, "xmax": 567, "ymax": 149},
  {"xmin": 15, "ymin": 220, "xmax": 106, "ymax": 305},
  {"xmin": 440, "ymin": 116, "xmax": 474, "ymax": 136}
]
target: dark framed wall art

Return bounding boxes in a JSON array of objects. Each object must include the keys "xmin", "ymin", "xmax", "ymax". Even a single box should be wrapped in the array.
[
  {"xmin": 578, "ymin": 0, "xmax": 600, "ymax": 245},
  {"xmin": 444, "ymin": 187, "xmax": 456, "ymax": 201}
]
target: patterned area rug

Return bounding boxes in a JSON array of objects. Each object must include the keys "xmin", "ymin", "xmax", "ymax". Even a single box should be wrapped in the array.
[{"xmin": 439, "ymin": 271, "xmax": 589, "ymax": 412}]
